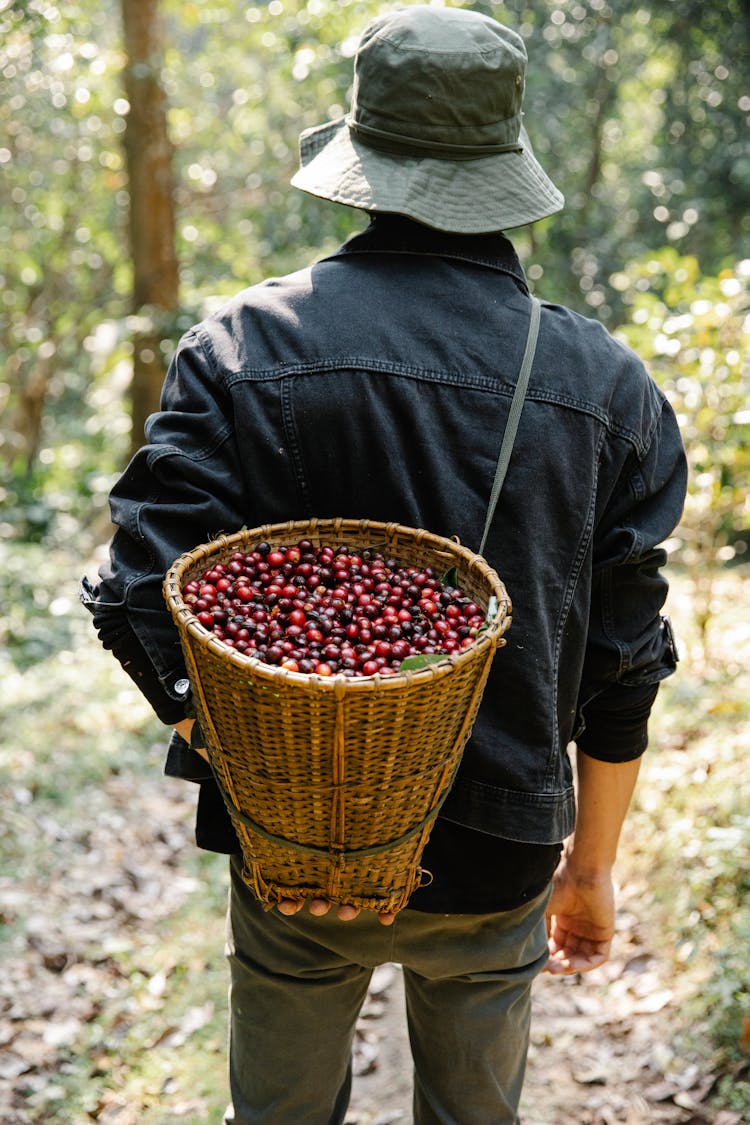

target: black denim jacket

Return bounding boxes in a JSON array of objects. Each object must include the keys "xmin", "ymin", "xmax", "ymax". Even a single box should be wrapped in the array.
[{"xmin": 83, "ymin": 215, "xmax": 686, "ymax": 847}]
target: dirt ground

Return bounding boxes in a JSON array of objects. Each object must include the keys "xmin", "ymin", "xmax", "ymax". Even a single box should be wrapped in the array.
[{"xmin": 0, "ymin": 782, "xmax": 743, "ymax": 1125}]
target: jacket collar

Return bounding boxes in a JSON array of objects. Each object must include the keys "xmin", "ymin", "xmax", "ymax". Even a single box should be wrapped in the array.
[{"xmin": 331, "ymin": 213, "xmax": 530, "ymax": 294}]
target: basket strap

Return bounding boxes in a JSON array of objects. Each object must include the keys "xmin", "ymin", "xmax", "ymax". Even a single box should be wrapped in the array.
[{"xmin": 478, "ymin": 296, "xmax": 541, "ymax": 557}]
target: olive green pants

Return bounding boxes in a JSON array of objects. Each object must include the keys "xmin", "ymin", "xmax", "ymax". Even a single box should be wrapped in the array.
[{"xmin": 224, "ymin": 856, "xmax": 550, "ymax": 1125}]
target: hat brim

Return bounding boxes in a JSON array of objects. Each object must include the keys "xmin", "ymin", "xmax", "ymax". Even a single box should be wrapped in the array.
[{"xmin": 291, "ymin": 118, "xmax": 563, "ymax": 234}]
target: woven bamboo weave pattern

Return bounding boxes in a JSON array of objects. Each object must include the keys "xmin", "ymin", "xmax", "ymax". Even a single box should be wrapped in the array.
[{"xmin": 164, "ymin": 518, "xmax": 512, "ymax": 913}]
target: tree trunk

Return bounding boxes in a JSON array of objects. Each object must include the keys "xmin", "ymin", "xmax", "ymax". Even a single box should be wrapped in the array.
[
  {"xmin": 121, "ymin": 0, "xmax": 179, "ymax": 459},
  {"xmin": 3, "ymin": 345, "xmax": 55, "ymax": 475},
  {"xmin": 583, "ymin": 71, "xmax": 617, "ymax": 202}
]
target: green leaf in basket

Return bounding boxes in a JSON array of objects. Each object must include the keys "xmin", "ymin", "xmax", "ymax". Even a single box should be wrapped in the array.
[
  {"xmin": 398, "ymin": 652, "xmax": 450, "ymax": 671},
  {"xmin": 477, "ymin": 596, "xmax": 498, "ymax": 634},
  {"xmin": 441, "ymin": 566, "xmax": 458, "ymax": 587}
]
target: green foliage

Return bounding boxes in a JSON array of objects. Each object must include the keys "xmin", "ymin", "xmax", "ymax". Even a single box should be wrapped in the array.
[
  {"xmin": 0, "ymin": 582, "xmax": 230, "ymax": 1121},
  {"xmin": 0, "ymin": 327, "xmax": 132, "ymax": 550},
  {"xmin": 398, "ymin": 652, "xmax": 450, "ymax": 670},
  {"xmin": 155, "ymin": 0, "xmax": 750, "ymax": 320},
  {"xmin": 504, "ymin": 0, "xmax": 749, "ymax": 319},
  {"xmin": 627, "ymin": 570, "xmax": 750, "ymax": 1116},
  {"xmin": 1, "ymin": 5, "xmax": 748, "ymax": 1104},
  {"xmin": 614, "ymin": 252, "xmax": 750, "ymax": 566},
  {"xmin": 2, "ymin": 0, "xmax": 748, "ymax": 555},
  {"xmin": 159, "ymin": 0, "xmax": 380, "ymax": 289},
  {"xmin": 0, "ymin": 2, "xmax": 130, "ymax": 449},
  {"xmin": 0, "ymin": 542, "xmax": 77, "ymax": 669}
]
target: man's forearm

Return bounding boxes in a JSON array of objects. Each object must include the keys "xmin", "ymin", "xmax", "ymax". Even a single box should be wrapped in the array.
[
  {"xmin": 545, "ymin": 750, "xmax": 642, "ymax": 974},
  {"xmin": 566, "ymin": 750, "xmax": 641, "ymax": 876}
]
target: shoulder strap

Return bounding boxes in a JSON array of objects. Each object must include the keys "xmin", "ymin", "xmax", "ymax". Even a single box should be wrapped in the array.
[{"xmin": 478, "ymin": 296, "xmax": 541, "ymax": 557}]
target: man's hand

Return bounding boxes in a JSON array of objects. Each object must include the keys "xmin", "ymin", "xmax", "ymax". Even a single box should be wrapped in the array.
[
  {"xmin": 276, "ymin": 897, "xmax": 397, "ymax": 926},
  {"xmin": 544, "ymin": 854, "xmax": 615, "ymax": 974},
  {"xmin": 543, "ymin": 750, "xmax": 642, "ymax": 975}
]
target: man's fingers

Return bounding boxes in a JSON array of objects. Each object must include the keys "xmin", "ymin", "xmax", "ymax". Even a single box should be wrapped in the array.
[
  {"xmin": 544, "ymin": 934, "xmax": 612, "ymax": 975},
  {"xmin": 277, "ymin": 898, "xmax": 397, "ymax": 925},
  {"xmin": 336, "ymin": 904, "xmax": 361, "ymax": 921},
  {"xmin": 308, "ymin": 898, "xmax": 333, "ymax": 916},
  {"xmin": 276, "ymin": 898, "xmax": 304, "ymax": 916},
  {"xmin": 544, "ymin": 948, "xmax": 609, "ymax": 974}
]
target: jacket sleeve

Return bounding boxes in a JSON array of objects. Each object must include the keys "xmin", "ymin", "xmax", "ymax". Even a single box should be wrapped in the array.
[
  {"xmin": 79, "ymin": 585, "xmax": 188, "ymax": 724},
  {"xmin": 575, "ymin": 393, "xmax": 687, "ymax": 762},
  {"xmin": 83, "ymin": 328, "xmax": 247, "ymax": 723}
]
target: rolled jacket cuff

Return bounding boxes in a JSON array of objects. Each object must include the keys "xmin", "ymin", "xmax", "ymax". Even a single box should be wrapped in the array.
[
  {"xmin": 165, "ymin": 729, "xmax": 214, "ymax": 783},
  {"xmin": 575, "ymin": 681, "xmax": 659, "ymax": 763}
]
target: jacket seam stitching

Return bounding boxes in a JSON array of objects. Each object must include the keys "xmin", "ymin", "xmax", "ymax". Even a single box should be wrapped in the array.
[
  {"xmin": 145, "ymin": 422, "xmax": 235, "ymax": 465},
  {"xmin": 280, "ymin": 376, "xmax": 312, "ymax": 514},
  {"xmin": 601, "ymin": 568, "xmax": 628, "ymax": 677},
  {"xmin": 327, "ymin": 244, "xmax": 531, "ymax": 289},
  {"xmin": 190, "ymin": 325, "xmax": 223, "ymax": 385},
  {"xmin": 451, "ymin": 777, "xmax": 577, "ymax": 806},
  {"xmin": 118, "ymin": 501, "xmax": 157, "ymax": 586},
  {"xmin": 547, "ymin": 423, "xmax": 606, "ymax": 782},
  {"xmin": 223, "ymin": 364, "xmax": 652, "ymax": 446}
]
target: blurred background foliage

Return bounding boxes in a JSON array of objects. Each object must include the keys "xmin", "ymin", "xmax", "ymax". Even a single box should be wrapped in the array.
[
  {"xmin": 1, "ymin": 0, "xmax": 748, "ymax": 567},
  {"xmin": 0, "ymin": 1, "xmax": 748, "ymax": 1118},
  {"xmin": 0, "ymin": 0, "xmax": 747, "ymax": 749}
]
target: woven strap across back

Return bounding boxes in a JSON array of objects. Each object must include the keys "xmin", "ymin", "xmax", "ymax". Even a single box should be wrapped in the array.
[{"xmin": 478, "ymin": 296, "xmax": 541, "ymax": 557}]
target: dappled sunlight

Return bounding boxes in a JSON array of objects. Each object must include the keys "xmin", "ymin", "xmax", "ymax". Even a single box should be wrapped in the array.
[
  {"xmin": 1, "ymin": 549, "xmax": 748, "ymax": 1122},
  {"xmin": 1, "ymin": 1, "xmax": 747, "ymax": 1120}
]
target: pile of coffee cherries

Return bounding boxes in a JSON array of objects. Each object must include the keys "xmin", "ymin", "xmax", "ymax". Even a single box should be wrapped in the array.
[{"xmin": 181, "ymin": 539, "xmax": 487, "ymax": 678}]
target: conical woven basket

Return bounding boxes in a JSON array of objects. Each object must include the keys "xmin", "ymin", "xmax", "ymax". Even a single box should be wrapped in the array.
[{"xmin": 163, "ymin": 518, "xmax": 511, "ymax": 913}]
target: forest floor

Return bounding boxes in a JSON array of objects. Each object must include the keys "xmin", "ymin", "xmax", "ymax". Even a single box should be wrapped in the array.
[{"xmin": 0, "ymin": 559, "xmax": 748, "ymax": 1124}]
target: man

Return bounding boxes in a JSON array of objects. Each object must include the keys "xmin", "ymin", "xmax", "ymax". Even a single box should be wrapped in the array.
[{"xmin": 83, "ymin": 6, "xmax": 687, "ymax": 1122}]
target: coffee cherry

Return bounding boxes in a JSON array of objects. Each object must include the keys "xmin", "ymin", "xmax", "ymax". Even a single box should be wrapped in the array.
[{"xmin": 185, "ymin": 539, "xmax": 487, "ymax": 677}]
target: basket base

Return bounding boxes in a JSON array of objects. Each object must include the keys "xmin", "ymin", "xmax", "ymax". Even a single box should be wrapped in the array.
[{"xmin": 242, "ymin": 858, "xmax": 433, "ymax": 915}]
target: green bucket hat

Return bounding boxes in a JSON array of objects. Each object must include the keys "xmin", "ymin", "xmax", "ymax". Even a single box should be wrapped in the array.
[{"xmin": 291, "ymin": 5, "xmax": 564, "ymax": 233}]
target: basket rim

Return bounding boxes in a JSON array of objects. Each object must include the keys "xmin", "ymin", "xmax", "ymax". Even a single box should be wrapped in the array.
[{"xmin": 163, "ymin": 517, "xmax": 512, "ymax": 692}]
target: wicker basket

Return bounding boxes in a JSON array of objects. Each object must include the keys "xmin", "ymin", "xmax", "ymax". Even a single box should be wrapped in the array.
[{"xmin": 163, "ymin": 518, "xmax": 511, "ymax": 914}]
